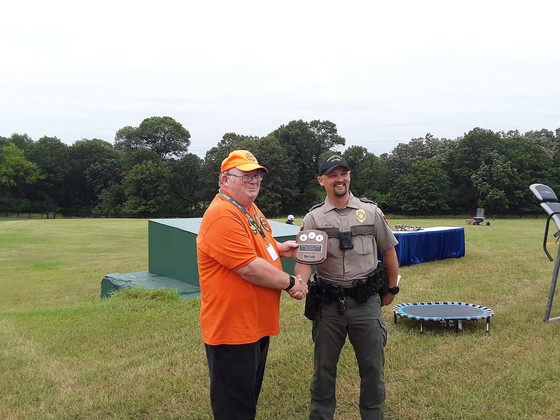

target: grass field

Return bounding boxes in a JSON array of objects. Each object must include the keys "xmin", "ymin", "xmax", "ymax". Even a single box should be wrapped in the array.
[{"xmin": 1, "ymin": 217, "xmax": 560, "ymax": 419}]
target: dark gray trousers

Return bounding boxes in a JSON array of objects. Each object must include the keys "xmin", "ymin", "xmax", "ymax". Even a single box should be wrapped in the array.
[
  {"xmin": 205, "ymin": 336, "xmax": 270, "ymax": 420},
  {"xmin": 310, "ymin": 294, "xmax": 387, "ymax": 420}
]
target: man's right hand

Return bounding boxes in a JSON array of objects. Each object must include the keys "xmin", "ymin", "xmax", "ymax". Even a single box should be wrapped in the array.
[{"xmin": 287, "ymin": 274, "xmax": 308, "ymax": 300}]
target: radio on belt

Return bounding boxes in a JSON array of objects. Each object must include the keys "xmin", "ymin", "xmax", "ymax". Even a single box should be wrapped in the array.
[{"xmin": 295, "ymin": 230, "xmax": 328, "ymax": 264}]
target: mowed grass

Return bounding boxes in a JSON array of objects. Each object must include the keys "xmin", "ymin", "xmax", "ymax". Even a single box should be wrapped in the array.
[{"xmin": 1, "ymin": 217, "xmax": 560, "ymax": 419}]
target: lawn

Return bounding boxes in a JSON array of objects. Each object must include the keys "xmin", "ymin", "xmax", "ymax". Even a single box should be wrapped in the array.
[{"xmin": 1, "ymin": 217, "xmax": 559, "ymax": 419}]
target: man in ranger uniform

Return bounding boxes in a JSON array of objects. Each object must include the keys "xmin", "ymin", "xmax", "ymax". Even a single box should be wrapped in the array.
[{"xmin": 295, "ymin": 154, "xmax": 400, "ymax": 420}]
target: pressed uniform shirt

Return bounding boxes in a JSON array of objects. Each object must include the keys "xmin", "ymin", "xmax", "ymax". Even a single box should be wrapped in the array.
[{"xmin": 302, "ymin": 193, "xmax": 398, "ymax": 288}]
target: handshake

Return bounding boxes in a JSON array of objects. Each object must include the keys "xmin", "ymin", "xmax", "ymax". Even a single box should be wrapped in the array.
[{"xmin": 286, "ymin": 274, "xmax": 308, "ymax": 300}]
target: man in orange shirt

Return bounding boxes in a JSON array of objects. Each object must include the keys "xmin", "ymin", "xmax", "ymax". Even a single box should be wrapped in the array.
[{"xmin": 197, "ymin": 150, "xmax": 308, "ymax": 419}]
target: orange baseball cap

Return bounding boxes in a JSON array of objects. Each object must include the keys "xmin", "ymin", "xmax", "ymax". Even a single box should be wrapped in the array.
[{"xmin": 221, "ymin": 150, "xmax": 268, "ymax": 173}]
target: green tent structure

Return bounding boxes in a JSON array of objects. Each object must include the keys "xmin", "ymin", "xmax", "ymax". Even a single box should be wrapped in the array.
[{"xmin": 101, "ymin": 218, "xmax": 301, "ymax": 299}]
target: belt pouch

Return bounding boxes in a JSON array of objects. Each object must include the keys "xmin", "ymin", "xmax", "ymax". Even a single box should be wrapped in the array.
[{"xmin": 353, "ymin": 281, "xmax": 369, "ymax": 303}]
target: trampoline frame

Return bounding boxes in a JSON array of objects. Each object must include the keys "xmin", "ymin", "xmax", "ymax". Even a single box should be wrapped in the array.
[{"xmin": 393, "ymin": 301, "xmax": 495, "ymax": 333}]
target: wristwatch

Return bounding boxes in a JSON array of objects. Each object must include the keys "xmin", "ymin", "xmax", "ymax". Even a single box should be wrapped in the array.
[
  {"xmin": 285, "ymin": 275, "xmax": 296, "ymax": 291},
  {"xmin": 387, "ymin": 286, "xmax": 400, "ymax": 295}
]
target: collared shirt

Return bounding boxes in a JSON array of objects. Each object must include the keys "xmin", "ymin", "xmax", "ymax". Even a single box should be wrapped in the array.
[
  {"xmin": 197, "ymin": 193, "xmax": 282, "ymax": 345},
  {"xmin": 302, "ymin": 193, "xmax": 398, "ymax": 288}
]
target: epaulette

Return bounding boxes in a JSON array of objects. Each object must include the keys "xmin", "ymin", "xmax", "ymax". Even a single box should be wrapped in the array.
[
  {"xmin": 308, "ymin": 201, "xmax": 325, "ymax": 212},
  {"xmin": 359, "ymin": 197, "xmax": 377, "ymax": 205}
]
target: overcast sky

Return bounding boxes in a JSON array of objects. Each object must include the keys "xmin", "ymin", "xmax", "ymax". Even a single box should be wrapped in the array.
[{"xmin": 2, "ymin": 0, "xmax": 559, "ymax": 157}]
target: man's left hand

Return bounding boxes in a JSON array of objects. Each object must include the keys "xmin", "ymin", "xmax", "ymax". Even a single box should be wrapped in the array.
[
  {"xmin": 277, "ymin": 240, "xmax": 298, "ymax": 258},
  {"xmin": 380, "ymin": 293, "xmax": 396, "ymax": 307}
]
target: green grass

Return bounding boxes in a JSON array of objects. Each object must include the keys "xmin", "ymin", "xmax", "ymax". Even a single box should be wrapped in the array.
[{"xmin": 1, "ymin": 217, "xmax": 560, "ymax": 419}]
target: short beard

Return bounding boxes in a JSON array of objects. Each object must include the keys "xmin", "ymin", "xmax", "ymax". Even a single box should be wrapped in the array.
[{"xmin": 333, "ymin": 184, "xmax": 348, "ymax": 198}]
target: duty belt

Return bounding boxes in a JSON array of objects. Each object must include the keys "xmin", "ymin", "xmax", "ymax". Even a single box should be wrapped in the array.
[
  {"xmin": 342, "ymin": 286, "xmax": 370, "ymax": 299},
  {"xmin": 316, "ymin": 266, "xmax": 384, "ymax": 305}
]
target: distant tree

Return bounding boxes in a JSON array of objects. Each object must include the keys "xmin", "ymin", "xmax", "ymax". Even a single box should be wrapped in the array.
[
  {"xmin": 24, "ymin": 136, "xmax": 71, "ymax": 211},
  {"xmin": 384, "ymin": 134, "xmax": 454, "ymax": 180},
  {"xmin": 498, "ymin": 134, "xmax": 552, "ymax": 212},
  {"xmin": 377, "ymin": 134, "xmax": 456, "ymax": 202},
  {"xmin": 266, "ymin": 119, "xmax": 346, "ymax": 214},
  {"xmin": 0, "ymin": 143, "xmax": 41, "ymax": 188},
  {"xmin": 220, "ymin": 132, "xmax": 261, "ymax": 147},
  {"xmin": 115, "ymin": 116, "xmax": 191, "ymax": 159},
  {"xmin": 114, "ymin": 126, "xmax": 141, "ymax": 152},
  {"xmin": 167, "ymin": 153, "xmax": 204, "ymax": 216},
  {"xmin": 123, "ymin": 148, "xmax": 163, "ymax": 170},
  {"xmin": 93, "ymin": 183, "xmax": 127, "ymax": 216},
  {"xmin": 84, "ymin": 160, "xmax": 123, "ymax": 197},
  {"xmin": 551, "ymin": 148, "xmax": 560, "ymax": 194},
  {"xmin": 388, "ymin": 159, "xmax": 452, "ymax": 212},
  {"xmin": 7, "ymin": 133, "xmax": 34, "ymax": 150},
  {"xmin": 389, "ymin": 138, "xmax": 431, "ymax": 170},
  {"xmin": 447, "ymin": 128, "xmax": 504, "ymax": 211},
  {"xmin": 65, "ymin": 139, "xmax": 124, "ymax": 213},
  {"xmin": 524, "ymin": 128, "xmax": 559, "ymax": 153},
  {"xmin": 121, "ymin": 161, "xmax": 174, "ymax": 216},
  {"xmin": 308, "ymin": 120, "xmax": 346, "ymax": 150},
  {"xmin": 470, "ymin": 151, "xmax": 515, "ymax": 213},
  {"xmin": 24, "ymin": 137, "xmax": 69, "ymax": 181},
  {"xmin": 0, "ymin": 143, "xmax": 42, "ymax": 212},
  {"xmin": 445, "ymin": 128, "xmax": 552, "ymax": 213},
  {"xmin": 247, "ymin": 138, "xmax": 293, "ymax": 216},
  {"xmin": 343, "ymin": 145, "xmax": 380, "ymax": 200}
]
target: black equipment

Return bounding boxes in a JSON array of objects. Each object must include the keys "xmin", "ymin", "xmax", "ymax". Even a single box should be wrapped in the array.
[
  {"xmin": 304, "ymin": 264, "xmax": 385, "ymax": 320},
  {"xmin": 529, "ymin": 183, "xmax": 560, "ymax": 322},
  {"xmin": 338, "ymin": 231, "xmax": 354, "ymax": 250}
]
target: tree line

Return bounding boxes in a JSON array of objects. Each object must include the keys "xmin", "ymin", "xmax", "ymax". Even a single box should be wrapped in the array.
[{"xmin": 1, "ymin": 116, "xmax": 559, "ymax": 218}]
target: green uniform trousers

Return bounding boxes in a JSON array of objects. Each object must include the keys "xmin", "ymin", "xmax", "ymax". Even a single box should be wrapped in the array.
[{"xmin": 310, "ymin": 293, "xmax": 387, "ymax": 420}]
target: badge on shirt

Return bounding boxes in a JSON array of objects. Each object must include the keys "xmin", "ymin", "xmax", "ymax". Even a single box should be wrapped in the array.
[
  {"xmin": 266, "ymin": 243, "xmax": 279, "ymax": 261},
  {"xmin": 249, "ymin": 220, "xmax": 258, "ymax": 235},
  {"xmin": 356, "ymin": 209, "xmax": 366, "ymax": 223},
  {"xmin": 260, "ymin": 217, "xmax": 271, "ymax": 232}
]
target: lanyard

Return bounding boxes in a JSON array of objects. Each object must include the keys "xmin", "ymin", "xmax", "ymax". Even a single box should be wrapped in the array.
[{"xmin": 219, "ymin": 191, "xmax": 267, "ymax": 239}]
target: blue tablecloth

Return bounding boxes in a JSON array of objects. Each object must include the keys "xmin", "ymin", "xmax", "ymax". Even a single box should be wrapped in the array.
[{"xmin": 393, "ymin": 226, "xmax": 465, "ymax": 266}]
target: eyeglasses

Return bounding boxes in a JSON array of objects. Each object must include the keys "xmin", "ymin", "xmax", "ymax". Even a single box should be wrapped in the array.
[{"xmin": 226, "ymin": 172, "xmax": 265, "ymax": 183}]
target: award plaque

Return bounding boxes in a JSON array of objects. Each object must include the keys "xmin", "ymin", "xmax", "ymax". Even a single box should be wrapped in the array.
[{"xmin": 295, "ymin": 230, "xmax": 328, "ymax": 264}]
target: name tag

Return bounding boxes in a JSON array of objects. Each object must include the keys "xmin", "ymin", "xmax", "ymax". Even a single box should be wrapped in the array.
[{"xmin": 266, "ymin": 243, "xmax": 279, "ymax": 261}]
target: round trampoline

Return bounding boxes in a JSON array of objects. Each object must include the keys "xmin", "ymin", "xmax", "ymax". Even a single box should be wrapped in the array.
[{"xmin": 393, "ymin": 301, "xmax": 495, "ymax": 333}]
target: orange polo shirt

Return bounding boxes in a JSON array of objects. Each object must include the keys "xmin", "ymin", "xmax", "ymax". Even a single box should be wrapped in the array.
[{"xmin": 196, "ymin": 193, "xmax": 283, "ymax": 345}]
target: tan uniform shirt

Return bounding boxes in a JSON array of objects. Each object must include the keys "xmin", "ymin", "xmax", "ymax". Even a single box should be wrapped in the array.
[{"xmin": 302, "ymin": 193, "xmax": 398, "ymax": 288}]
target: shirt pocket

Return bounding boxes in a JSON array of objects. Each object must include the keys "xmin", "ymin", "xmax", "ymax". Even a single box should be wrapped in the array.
[
  {"xmin": 350, "ymin": 224, "xmax": 375, "ymax": 256},
  {"xmin": 355, "ymin": 234, "xmax": 374, "ymax": 256}
]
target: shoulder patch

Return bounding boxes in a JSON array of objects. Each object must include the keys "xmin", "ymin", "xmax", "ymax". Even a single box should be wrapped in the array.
[{"xmin": 309, "ymin": 201, "xmax": 325, "ymax": 212}]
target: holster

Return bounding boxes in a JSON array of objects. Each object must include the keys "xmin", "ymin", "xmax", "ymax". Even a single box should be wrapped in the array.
[
  {"xmin": 377, "ymin": 263, "xmax": 390, "ymax": 296},
  {"xmin": 345, "ymin": 263, "xmax": 384, "ymax": 303},
  {"xmin": 304, "ymin": 280, "xmax": 318, "ymax": 320}
]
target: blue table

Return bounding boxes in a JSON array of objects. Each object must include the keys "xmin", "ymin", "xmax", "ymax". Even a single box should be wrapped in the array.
[{"xmin": 393, "ymin": 227, "xmax": 465, "ymax": 266}]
